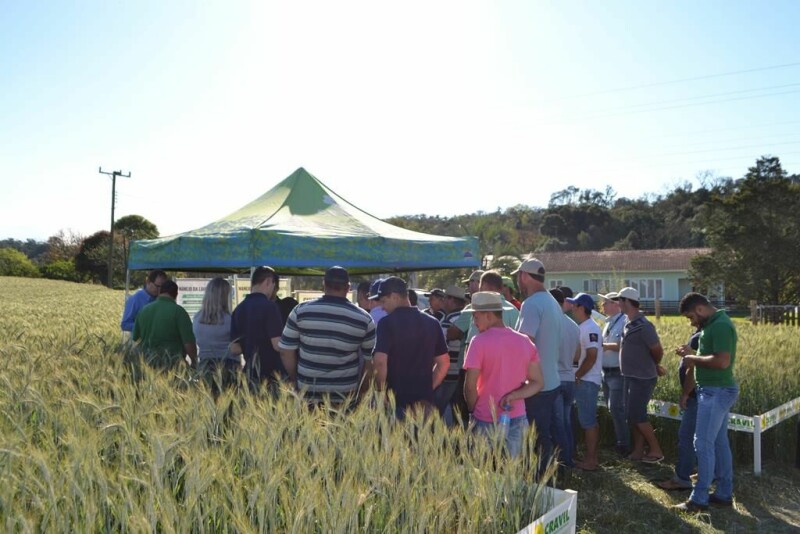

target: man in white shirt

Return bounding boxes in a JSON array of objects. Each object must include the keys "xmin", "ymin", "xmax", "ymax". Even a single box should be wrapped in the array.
[
  {"xmin": 568, "ymin": 293, "xmax": 604, "ymax": 471},
  {"xmin": 599, "ymin": 292, "xmax": 629, "ymax": 455}
]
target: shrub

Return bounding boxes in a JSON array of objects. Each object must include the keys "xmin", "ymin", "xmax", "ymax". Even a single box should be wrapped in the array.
[{"xmin": 0, "ymin": 247, "xmax": 40, "ymax": 277}]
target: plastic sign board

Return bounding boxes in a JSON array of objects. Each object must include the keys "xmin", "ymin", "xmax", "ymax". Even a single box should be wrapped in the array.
[{"xmin": 176, "ymin": 278, "xmax": 211, "ymax": 320}]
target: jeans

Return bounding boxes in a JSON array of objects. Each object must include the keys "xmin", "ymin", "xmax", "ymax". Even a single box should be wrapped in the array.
[
  {"xmin": 574, "ymin": 380, "xmax": 600, "ymax": 429},
  {"xmin": 433, "ymin": 380, "xmax": 459, "ymax": 426},
  {"xmin": 525, "ymin": 386, "xmax": 560, "ymax": 468},
  {"xmin": 552, "ymin": 381, "xmax": 575, "ymax": 467},
  {"xmin": 472, "ymin": 415, "xmax": 529, "ymax": 458},
  {"xmin": 602, "ymin": 367, "xmax": 629, "ymax": 449},
  {"xmin": 674, "ymin": 395, "xmax": 697, "ymax": 486},
  {"xmin": 690, "ymin": 385, "xmax": 739, "ymax": 506}
]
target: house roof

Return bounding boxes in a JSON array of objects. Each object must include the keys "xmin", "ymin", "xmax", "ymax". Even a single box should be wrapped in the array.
[{"xmin": 531, "ymin": 248, "xmax": 710, "ymax": 274}]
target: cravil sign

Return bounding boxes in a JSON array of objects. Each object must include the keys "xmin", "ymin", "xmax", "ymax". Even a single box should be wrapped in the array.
[
  {"xmin": 516, "ymin": 488, "xmax": 577, "ymax": 534},
  {"xmin": 536, "ymin": 510, "xmax": 570, "ymax": 534}
]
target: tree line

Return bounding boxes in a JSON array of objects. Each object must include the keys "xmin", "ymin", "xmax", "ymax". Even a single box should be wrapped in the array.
[{"xmin": 1, "ymin": 156, "xmax": 798, "ymax": 303}]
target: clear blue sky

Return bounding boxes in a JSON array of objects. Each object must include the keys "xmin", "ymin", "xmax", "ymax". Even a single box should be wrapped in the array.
[{"xmin": 2, "ymin": 1, "xmax": 799, "ymax": 241}]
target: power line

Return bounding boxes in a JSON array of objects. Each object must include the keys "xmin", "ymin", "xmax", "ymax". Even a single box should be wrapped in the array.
[{"xmin": 540, "ymin": 61, "xmax": 800, "ymax": 102}]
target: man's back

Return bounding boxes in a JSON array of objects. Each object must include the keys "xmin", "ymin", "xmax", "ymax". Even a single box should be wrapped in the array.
[
  {"xmin": 374, "ymin": 307, "xmax": 447, "ymax": 408},
  {"xmin": 557, "ymin": 314, "xmax": 580, "ymax": 380},
  {"xmin": 231, "ymin": 292, "xmax": 284, "ymax": 378},
  {"xmin": 517, "ymin": 291, "xmax": 563, "ymax": 391},
  {"xmin": 280, "ymin": 295, "xmax": 375, "ymax": 400},
  {"xmin": 133, "ymin": 297, "xmax": 194, "ymax": 358}
]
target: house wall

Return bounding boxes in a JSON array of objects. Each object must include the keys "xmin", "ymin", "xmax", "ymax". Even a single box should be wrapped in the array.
[{"xmin": 545, "ymin": 271, "xmax": 688, "ymax": 301}]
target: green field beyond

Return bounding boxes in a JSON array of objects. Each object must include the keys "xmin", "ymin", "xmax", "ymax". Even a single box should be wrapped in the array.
[{"xmin": 0, "ymin": 277, "xmax": 798, "ymax": 532}]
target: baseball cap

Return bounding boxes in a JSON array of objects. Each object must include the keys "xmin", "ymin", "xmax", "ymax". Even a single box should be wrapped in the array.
[
  {"xmin": 425, "ymin": 288, "xmax": 445, "ymax": 298},
  {"xmin": 558, "ymin": 286, "xmax": 574, "ymax": 299},
  {"xmin": 501, "ymin": 276, "xmax": 515, "ymax": 289},
  {"xmin": 368, "ymin": 278, "xmax": 384, "ymax": 299},
  {"xmin": 462, "ymin": 270, "xmax": 484, "ymax": 284},
  {"xmin": 445, "ymin": 285, "xmax": 467, "ymax": 300},
  {"xmin": 567, "ymin": 292, "xmax": 596, "ymax": 312},
  {"xmin": 617, "ymin": 287, "xmax": 640, "ymax": 302},
  {"xmin": 470, "ymin": 291, "xmax": 504, "ymax": 312},
  {"xmin": 369, "ymin": 276, "xmax": 408, "ymax": 300},
  {"xmin": 598, "ymin": 291, "xmax": 619, "ymax": 300},
  {"xmin": 511, "ymin": 258, "xmax": 546, "ymax": 278},
  {"xmin": 324, "ymin": 266, "xmax": 349, "ymax": 285}
]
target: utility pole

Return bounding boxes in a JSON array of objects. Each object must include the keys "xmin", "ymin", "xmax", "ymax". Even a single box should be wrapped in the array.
[{"xmin": 99, "ymin": 167, "xmax": 131, "ymax": 288}]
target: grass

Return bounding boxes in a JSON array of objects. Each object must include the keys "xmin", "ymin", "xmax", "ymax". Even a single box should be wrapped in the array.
[{"xmin": 1, "ymin": 276, "xmax": 799, "ymax": 532}]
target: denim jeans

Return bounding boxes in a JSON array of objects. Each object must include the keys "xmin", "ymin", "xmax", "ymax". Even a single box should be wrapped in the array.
[
  {"xmin": 433, "ymin": 380, "xmax": 459, "ymax": 426},
  {"xmin": 602, "ymin": 367, "xmax": 629, "ymax": 449},
  {"xmin": 472, "ymin": 415, "xmax": 529, "ymax": 458},
  {"xmin": 674, "ymin": 395, "xmax": 697, "ymax": 486},
  {"xmin": 525, "ymin": 386, "xmax": 560, "ymax": 468},
  {"xmin": 552, "ymin": 381, "xmax": 575, "ymax": 467},
  {"xmin": 690, "ymin": 385, "xmax": 739, "ymax": 506},
  {"xmin": 574, "ymin": 380, "xmax": 600, "ymax": 429}
]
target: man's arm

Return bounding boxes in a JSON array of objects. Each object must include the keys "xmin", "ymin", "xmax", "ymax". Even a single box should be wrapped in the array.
[
  {"xmin": 464, "ymin": 368, "xmax": 480, "ymax": 412},
  {"xmin": 271, "ymin": 337, "xmax": 281, "ymax": 352},
  {"xmin": 280, "ymin": 348, "xmax": 298, "ymax": 383},
  {"xmin": 575, "ymin": 348, "xmax": 597, "ymax": 381},
  {"xmin": 184, "ymin": 342, "xmax": 198, "ymax": 367},
  {"xmin": 649, "ymin": 342, "xmax": 664, "ymax": 365},
  {"xmin": 446, "ymin": 325, "xmax": 464, "ymax": 341},
  {"xmin": 684, "ymin": 351, "xmax": 731, "ymax": 370},
  {"xmin": 432, "ymin": 352, "xmax": 449, "ymax": 390},
  {"xmin": 500, "ymin": 361, "xmax": 544, "ymax": 406},
  {"xmin": 371, "ymin": 352, "xmax": 389, "ymax": 390},
  {"xmin": 572, "ymin": 343, "xmax": 581, "ymax": 365},
  {"xmin": 679, "ymin": 369, "xmax": 696, "ymax": 409}
]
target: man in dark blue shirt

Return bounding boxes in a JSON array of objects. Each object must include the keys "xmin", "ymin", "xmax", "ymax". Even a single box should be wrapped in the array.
[
  {"xmin": 366, "ymin": 276, "xmax": 449, "ymax": 418},
  {"xmin": 231, "ymin": 266, "xmax": 284, "ymax": 387}
]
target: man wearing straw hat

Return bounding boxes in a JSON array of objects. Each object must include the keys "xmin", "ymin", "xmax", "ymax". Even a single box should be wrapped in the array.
[{"xmin": 463, "ymin": 291, "xmax": 544, "ymax": 458}]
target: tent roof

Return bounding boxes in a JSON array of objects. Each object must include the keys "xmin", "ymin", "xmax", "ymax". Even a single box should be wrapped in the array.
[{"xmin": 129, "ymin": 167, "xmax": 479, "ymax": 274}]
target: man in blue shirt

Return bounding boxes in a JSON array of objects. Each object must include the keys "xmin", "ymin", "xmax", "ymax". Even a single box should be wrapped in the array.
[
  {"xmin": 231, "ymin": 266, "xmax": 284, "ymax": 388},
  {"xmin": 366, "ymin": 276, "xmax": 449, "ymax": 419},
  {"xmin": 515, "ymin": 257, "xmax": 562, "ymax": 472},
  {"xmin": 121, "ymin": 270, "xmax": 167, "ymax": 334}
]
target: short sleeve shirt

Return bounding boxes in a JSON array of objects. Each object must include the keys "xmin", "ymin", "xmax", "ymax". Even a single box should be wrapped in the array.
[
  {"xmin": 132, "ymin": 296, "xmax": 195, "ymax": 357},
  {"xmin": 231, "ymin": 293, "xmax": 284, "ymax": 376},
  {"xmin": 578, "ymin": 318, "xmax": 603, "ymax": 385},
  {"xmin": 601, "ymin": 312, "xmax": 626, "ymax": 368},
  {"xmin": 516, "ymin": 291, "xmax": 562, "ymax": 391},
  {"xmin": 695, "ymin": 310, "xmax": 737, "ymax": 387},
  {"xmin": 557, "ymin": 315, "xmax": 581, "ymax": 381},
  {"xmin": 372, "ymin": 307, "xmax": 448, "ymax": 409},
  {"xmin": 463, "ymin": 326, "xmax": 539, "ymax": 422},
  {"xmin": 619, "ymin": 313, "xmax": 661, "ymax": 379}
]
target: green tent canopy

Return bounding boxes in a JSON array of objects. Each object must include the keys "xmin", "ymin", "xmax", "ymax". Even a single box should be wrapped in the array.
[{"xmin": 129, "ymin": 168, "xmax": 479, "ymax": 275}]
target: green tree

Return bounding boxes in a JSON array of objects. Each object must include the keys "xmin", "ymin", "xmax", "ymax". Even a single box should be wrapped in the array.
[
  {"xmin": 75, "ymin": 231, "xmax": 125, "ymax": 286},
  {"xmin": 0, "ymin": 247, "xmax": 41, "ymax": 277},
  {"xmin": 691, "ymin": 156, "xmax": 800, "ymax": 303},
  {"xmin": 114, "ymin": 215, "xmax": 159, "ymax": 273}
]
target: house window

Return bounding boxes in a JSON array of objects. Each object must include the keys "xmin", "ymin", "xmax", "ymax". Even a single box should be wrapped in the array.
[
  {"xmin": 583, "ymin": 279, "xmax": 612, "ymax": 294},
  {"xmin": 549, "ymin": 280, "xmax": 564, "ymax": 289},
  {"xmin": 622, "ymin": 278, "xmax": 663, "ymax": 300}
]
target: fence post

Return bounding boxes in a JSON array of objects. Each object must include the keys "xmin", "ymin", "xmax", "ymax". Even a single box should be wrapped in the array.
[
  {"xmin": 796, "ymin": 415, "xmax": 800, "ymax": 469},
  {"xmin": 750, "ymin": 300, "xmax": 758, "ymax": 325},
  {"xmin": 654, "ymin": 298, "xmax": 661, "ymax": 319},
  {"xmin": 753, "ymin": 415, "xmax": 762, "ymax": 475}
]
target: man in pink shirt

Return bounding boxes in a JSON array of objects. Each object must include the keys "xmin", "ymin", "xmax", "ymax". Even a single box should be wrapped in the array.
[{"xmin": 464, "ymin": 292, "xmax": 545, "ymax": 458}]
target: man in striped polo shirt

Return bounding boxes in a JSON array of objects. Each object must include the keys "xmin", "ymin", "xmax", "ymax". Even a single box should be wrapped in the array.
[{"xmin": 279, "ymin": 266, "xmax": 376, "ymax": 404}]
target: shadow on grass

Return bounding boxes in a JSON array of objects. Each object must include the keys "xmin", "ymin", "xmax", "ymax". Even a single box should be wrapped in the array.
[{"xmin": 555, "ymin": 449, "xmax": 800, "ymax": 533}]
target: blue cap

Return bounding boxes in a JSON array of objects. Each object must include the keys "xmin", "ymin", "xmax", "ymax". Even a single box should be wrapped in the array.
[
  {"xmin": 368, "ymin": 276, "xmax": 407, "ymax": 300},
  {"xmin": 368, "ymin": 278, "xmax": 384, "ymax": 298},
  {"xmin": 567, "ymin": 292, "xmax": 595, "ymax": 312}
]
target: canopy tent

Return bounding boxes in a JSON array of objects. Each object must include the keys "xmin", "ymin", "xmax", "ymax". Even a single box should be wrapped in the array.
[{"xmin": 129, "ymin": 167, "xmax": 479, "ymax": 275}]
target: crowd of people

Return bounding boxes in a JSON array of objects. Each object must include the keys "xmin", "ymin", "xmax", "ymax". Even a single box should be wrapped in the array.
[{"xmin": 122, "ymin": 259, "xmax": 739, "ymax": 513}]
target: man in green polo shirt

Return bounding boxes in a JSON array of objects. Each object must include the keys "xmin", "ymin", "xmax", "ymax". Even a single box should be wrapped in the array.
[
  {"xmin": 133, "ymin": 280, "xmax": 197, "ymax": 368},
  {"xmin": 673, "ymin": 292, "xmax": 738, "ymax": 513}
]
